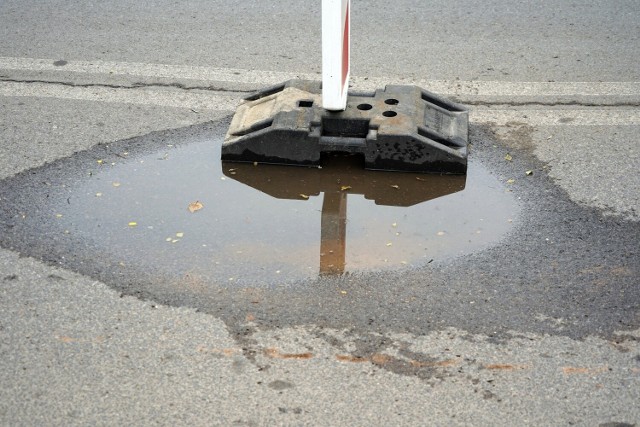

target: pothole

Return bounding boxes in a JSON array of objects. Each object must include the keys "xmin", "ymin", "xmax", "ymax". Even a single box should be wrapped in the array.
[{"xmin": 0, "ymin": 120, "xmax": 519, "ymax": 288}]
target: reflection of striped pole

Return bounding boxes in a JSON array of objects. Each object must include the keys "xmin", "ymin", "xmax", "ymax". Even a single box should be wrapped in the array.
[{"xmin": 322, "ymin": 0, "xmax": 350, "ymax": 111}]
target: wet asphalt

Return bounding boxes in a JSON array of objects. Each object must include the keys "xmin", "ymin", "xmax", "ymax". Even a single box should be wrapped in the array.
[{"xmin": 1, "ymin": 118, "xmax": 637, "ymax": 357}]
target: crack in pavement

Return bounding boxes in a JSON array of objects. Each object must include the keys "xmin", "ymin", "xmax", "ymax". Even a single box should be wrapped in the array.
[
  {"xmin": 0, "ymin": 77, "xmax": 253, "ymax": 94},
  {"xmin": 2, "ymin": 77, "xmax": 639, "ymax": 108},
  {"xmin": 463, "ymin": 100, "xmax": 640, "ymax": 108}
]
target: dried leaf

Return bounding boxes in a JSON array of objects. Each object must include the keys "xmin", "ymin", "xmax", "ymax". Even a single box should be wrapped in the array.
[
  {"xmin": 392, "ymin": 222, "xmax": 397, "ymax": 228},
  {"xmin": 386, "ymin": 242, "xmax": 393, "ymax": 247},
  {"xmin": 505, "ymin": 153, "xmax": 513, "ymax": 161},
  {"xmin": 95, "ymin": 192, "xmax": 103, "ymax": 197},
  {"xmin": 390, "ymin": 185, "xmax": 399, "ymax": 189},
  {"xmin": 525, "ymin": 170, "xmax": 534, "ymax": 176},
  {"xmin": 128, "ymin": 222, "xmax": 137, "ymax": 227},
  {"xmin": 176, "ymin": 232, "xmax": 184, "ymax": 238},
  {"xmin": 96, "ymin": 159, "xmax": 103, "ymax": 165},
  {"xmin": 506, "ymin": 179, "xmax": 515, "ymax": 184},
  {"xmin": 340, "ymin": 185, "xmax": 352, "ymax": 191},
  {"xmin": 112, "ymin": 182, "xmax": 121, "ymax": 188},
  {"xmin": 299, "ymin": 194, "xmax": 309, "ymax": 200},
  {"xmin": 188, "ymin": 201, "xmax": 204, "ymax": 213}
]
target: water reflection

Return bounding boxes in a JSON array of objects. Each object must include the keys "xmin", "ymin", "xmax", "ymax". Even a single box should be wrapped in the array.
[{"xmin": 223, "ymin": 155, "xmax": 466, "ymax": 275}]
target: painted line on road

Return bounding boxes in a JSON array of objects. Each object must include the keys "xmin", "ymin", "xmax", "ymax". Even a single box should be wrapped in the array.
[
  {"xmin": 1, "ymin": 56, "xmax": 639, "ymax": 97},
  {"xmin": 2, "ymin": 81, "xmax": 639, "ymax": 127},
  {"xmin": 0, "ymin": 81, "xmax": 240, "ymax": 112},
  {"xmin": 470, "ymin": 109, "xmax": 640, "ymax": 126}
]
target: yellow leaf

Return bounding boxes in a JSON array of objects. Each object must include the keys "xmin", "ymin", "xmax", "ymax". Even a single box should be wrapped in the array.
[
  {"xmin": 95, "ymin": 192, "xmax": 103, "ymax": 197},
  {"xmin": 386, "ymin": 242, "xmax": 393, "ymax": 247},
  {"xmin": 506, "ymin": 179, "xmax": 515, "ymax": 184},
  {"xmin": 112, "ymin": 182, "xmax": 121, "ymax": 187},
  {"xmin": 188, "ymin": 201, "xmax": 204, "ymax": 213},
  {"xmin": 176, "ymin": 232, "xmax": 184, "ymax": 238},
  {"xmin": 525, "ymin": 170, "xmax": 534, "ymax": 176},
  {"xmin": 340, "ymin": 185, "xmax": 352, "ymax": 191},
  {"xmin": 128, "ymin": 222, "xmax": 137, "ymax": 227},
  {"xmin": 505, "ymin": 153, "xmax": 513, "ymax": 161},
  {"xmin": 96, "ymin": 159, "xmax": 103, "ymax": 165},
  {"xmin": 299, "ymin": 194, "xmax": 309, "ymax": 200}
]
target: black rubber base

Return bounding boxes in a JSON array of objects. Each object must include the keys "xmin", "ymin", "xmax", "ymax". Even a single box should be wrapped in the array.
[{"xmin": 222, "ymin": 80, "xmax": 469, "ymax": 174}]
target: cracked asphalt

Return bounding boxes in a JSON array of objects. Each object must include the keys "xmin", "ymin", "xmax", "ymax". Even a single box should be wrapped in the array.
[{"xmin": 1, "ymin": 1, "xmax": 639, "ymax": 425}]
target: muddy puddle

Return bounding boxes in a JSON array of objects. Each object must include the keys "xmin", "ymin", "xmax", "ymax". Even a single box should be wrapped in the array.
[{"xmin": 0, "ymin": 123, "xmax": 520, "ymax": 286}]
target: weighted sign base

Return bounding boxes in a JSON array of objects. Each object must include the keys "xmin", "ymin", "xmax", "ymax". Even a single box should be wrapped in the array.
[{"xmin": 222, "ymin": 79, "xmax": 469, "ymax": 174}]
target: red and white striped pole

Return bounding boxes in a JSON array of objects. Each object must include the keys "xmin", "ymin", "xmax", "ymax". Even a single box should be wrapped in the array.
[{"xmin": 322, "ymin": 0, "xmax": 351, "ymax": 111}]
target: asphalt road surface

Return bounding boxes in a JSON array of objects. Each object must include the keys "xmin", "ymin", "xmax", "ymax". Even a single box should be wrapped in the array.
[{"xmin": 1, "ymin": 1, "xmax": 639, "ymax": 425}]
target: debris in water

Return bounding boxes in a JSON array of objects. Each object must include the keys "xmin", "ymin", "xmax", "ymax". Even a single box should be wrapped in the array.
[
  {"xmin": 505, "ymin": 153, "xmax": 513, "ymax": 161},
  {"xmin": 525, "ymin": 170, "xmax": 534, "ymax": 176},
  {"xmin": 340, "ymin": 185, "xmax": 352, "ymax": 191},
  {"xmin": 188, "ymin": 201, "xmax": 204, "ymax": 213},
  {"xmin": 299, "ymin": 194, "xmax": 310, "ymax": 200},
  {"xmin": 112, "ymin": 182, "xmax": 121, "ymax": 187},
  {"xmin": 128, "ymin": 222, "xmax": 137, "ymax": 227}
]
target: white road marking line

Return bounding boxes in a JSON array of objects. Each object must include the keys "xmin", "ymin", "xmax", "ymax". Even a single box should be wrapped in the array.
[
  {"xmin": 0, "ymin": 81, "xmax": 240, "ymax": 111},
  {"xmin": 3, "ymin": 81, "xmax": 639, "ymax": 126},
  {"xmin": 1, "ymin": 56, "xmax": 639, "ymax": 97},
  {"xmin": 470, "ymin": 109, "xmax": 640, "ymax": 126}
]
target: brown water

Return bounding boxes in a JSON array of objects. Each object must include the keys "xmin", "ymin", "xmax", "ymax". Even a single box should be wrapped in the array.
[{"xmin": 56, "ymin": 137, "xmax": 519, "ymax": 284}]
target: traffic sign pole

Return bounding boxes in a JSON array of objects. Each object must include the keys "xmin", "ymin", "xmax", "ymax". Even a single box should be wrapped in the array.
[{"xmin": 322, "ymin": 0, "xmax": 350, "ymax": 111}]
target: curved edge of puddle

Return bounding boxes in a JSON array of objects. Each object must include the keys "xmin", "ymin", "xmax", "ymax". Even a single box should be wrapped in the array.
[
  {"xmin": 0, "ymin": 119, "xmax": 638, "ymax": 342},
  {"xmin": 0, "ymin": 118, "xmax": 523, "ymax": 290}
]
